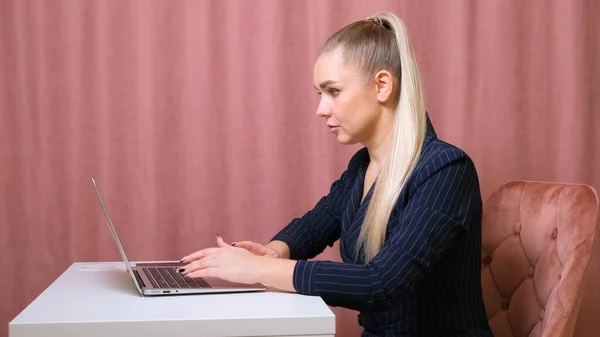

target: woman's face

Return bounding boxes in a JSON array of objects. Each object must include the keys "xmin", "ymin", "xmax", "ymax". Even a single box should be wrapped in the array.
[{"xmin": 313, "ymin": 48, "xmax": 394, "ymax": 146}]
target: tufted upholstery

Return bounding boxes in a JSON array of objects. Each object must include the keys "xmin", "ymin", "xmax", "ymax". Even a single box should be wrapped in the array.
[{"xmin": 481, "ymin": 181, "xmax": 599, "ymax": 337}]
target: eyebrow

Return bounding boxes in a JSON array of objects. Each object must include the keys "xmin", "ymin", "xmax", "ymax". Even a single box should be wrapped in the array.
[{"xmin": 314, "ymin": 80, "xmax": 338, "ymax": 90}]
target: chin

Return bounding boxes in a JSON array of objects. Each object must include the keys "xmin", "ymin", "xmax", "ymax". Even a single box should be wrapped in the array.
[{"xmin": 335, "ymin": 134, "xmax": 359, "ymax": 145}]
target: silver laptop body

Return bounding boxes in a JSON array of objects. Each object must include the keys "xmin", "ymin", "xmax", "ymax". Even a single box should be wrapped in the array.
[{"xmin": 91, "ymin": 177, "xmax": 267, "ymax": 296}]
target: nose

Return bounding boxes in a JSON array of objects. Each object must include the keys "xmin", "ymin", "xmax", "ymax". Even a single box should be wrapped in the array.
[{"xmin": 316, "ymin": 98, "xmax": 331, "ymax": 118}]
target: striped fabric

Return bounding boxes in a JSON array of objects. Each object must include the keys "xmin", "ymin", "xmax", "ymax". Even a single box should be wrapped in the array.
[{"xmin": 272, "ymin": 117, "xmax": 493, "ymax": 336}]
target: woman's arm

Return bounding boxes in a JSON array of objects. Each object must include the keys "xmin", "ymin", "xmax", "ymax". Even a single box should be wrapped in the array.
[
  {"xmin": 268, "ymin": 149, "xmax": 366, "ymax": 260},
  {"xmin": 264, "ymin": 240, "xmax": 291, "ymax": 259},
  {"xmin": 257, "ymin": 257, "xmax": 296, "ymax": 291},
  {"xmin": 266, "ymin": 148, "xmax": 481, "ymax": 310}
]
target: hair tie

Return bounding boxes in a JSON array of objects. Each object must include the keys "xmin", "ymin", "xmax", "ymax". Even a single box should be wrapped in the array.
[{"xmin": 366, "ymin": 16, "xmax": 384, "ymax": 28}]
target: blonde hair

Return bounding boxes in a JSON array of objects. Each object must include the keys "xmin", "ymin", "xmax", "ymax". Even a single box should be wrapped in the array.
[{"xmin": 320, "ymin": 11, "xmax": 427, "ymax": 263}]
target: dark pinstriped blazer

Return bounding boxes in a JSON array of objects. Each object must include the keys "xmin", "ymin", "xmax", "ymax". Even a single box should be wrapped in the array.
[{"xmin": 271, "ymin": 115, "xmax": 493, "ymax": 337}]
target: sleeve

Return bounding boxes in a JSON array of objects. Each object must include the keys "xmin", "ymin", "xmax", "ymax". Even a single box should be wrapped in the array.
[
  {"xmin": 270, "ymin": 150, "xmax": 364, "ymax": 260},
  {"xmin": 291, "ymin": 148, "xmax": 482, "ymax": 311}
]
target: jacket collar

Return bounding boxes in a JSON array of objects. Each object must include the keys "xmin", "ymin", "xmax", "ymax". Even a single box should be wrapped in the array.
[{"xmin": 423, "ymin": 112, "xmax": 437, "ymax": 148}]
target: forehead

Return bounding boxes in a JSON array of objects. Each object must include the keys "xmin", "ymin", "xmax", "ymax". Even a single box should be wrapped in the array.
[{"xmin": 313, "ymin": 48, "xmax": 363, "ymax": 85}]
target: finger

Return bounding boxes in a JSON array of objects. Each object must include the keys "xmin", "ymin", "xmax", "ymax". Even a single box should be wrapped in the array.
[
  {"xmin": 232, "ymin": 241, "xmax": 262, "ymax": 251},
  {"xmin": 216, "ymin": 234, "xmax": 230, "ymax": 248},
  {"xmin": 237, "ymin": 241, "xmax": 275, "ymax": 256},
  {"xmin": 186, "ymin": 267, "xmax": 219, "ymax": 279},
  {"xmin": 181, "ymin": 247, "xmax": 221, "ymax": 262},
  {"xmin": 181, "ymin": 257, "xmax": 217, "ymax": 275},
  {"xmin": 231, "ymin": 240, "xmax": 256, "ymax": 247}
]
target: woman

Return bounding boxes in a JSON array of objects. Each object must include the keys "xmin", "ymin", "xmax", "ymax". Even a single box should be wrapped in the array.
[{"xmin": 180, "ymin": 11, "xmax": 493, "ymax": 337}]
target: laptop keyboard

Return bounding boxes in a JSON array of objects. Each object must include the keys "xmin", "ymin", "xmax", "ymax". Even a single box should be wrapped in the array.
[{"xmin": 143, "ymin": 267, "xmax": 210, "ymax": 289}]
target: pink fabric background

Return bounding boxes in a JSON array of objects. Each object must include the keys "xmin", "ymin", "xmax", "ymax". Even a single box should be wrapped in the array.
[{"xmin": 1, "ymin": 1, "xmax": 598, "ymax": 336}]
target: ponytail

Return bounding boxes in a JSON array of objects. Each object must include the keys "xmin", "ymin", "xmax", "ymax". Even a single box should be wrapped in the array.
[{"xmin": 355, "ymin": 12, "xmax": 427, "ymax": 263}]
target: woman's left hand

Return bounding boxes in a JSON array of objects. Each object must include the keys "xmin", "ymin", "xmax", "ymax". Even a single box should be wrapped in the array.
[{"xmin": 180, "ymin": 235, "xmax": 264, "ymax": 284}]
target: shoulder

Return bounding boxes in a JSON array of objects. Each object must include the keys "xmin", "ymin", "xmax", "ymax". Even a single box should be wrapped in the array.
[
  {"xmin": 420, "ymin": 138, "xmax": 473, "ymax": 170},
  {"xmin": 407, "ymin": 138, "xmax": 479, "ymax": 196},
  {"xmin": 396, "ymin": 138, "xmax": 482, "ymax": 229}
]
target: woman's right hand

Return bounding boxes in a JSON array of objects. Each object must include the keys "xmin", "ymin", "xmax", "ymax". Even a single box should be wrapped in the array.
[{"xmin": 232, "ymin": 241, "xmax": 280, "ymax": 258}]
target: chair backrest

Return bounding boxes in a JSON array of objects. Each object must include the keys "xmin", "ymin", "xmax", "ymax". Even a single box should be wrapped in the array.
[{"xmin": 481, "ymin": 181, "xmax": 599, "ymax": 337}]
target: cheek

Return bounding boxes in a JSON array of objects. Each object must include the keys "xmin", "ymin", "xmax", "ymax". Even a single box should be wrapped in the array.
[
  {"xmin": 335, "ymin": 96, "xmax": 365, "ymax": 126},
  {"xmin": 336, "ymin": 97, "xmax": 378, "ymax": 138},
  {"xmin": 331, "ymin": 96, "xmax": 353, "ymax": 122}
]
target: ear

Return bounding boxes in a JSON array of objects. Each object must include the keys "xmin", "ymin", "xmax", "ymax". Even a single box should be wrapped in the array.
[{"xmin": 373, "ymin": 70, "xmax": 395, "ymax": 103}]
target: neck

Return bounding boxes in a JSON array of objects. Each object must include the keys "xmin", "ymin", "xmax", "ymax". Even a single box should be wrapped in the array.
[{"xmin": 363, "ymin": 111, "xmax": 394, "ymax": 167}]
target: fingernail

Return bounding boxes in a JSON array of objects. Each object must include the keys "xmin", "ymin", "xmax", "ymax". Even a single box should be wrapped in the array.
[
  {"xmin": 231, "ymin": 242, "xmax": 236, "ymax": 246},
  {"xmin": 177, "ymin": 268, "xmax": 185, "ymax": 273}
]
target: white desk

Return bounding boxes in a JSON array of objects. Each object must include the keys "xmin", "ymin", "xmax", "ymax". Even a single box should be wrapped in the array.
[{"xmin": 9, "ymin": 262, "xmax": 336, "ymax": 337}]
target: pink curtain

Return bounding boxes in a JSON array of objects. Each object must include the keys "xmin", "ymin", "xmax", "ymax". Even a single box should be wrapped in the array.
[{"xmin": 1, "ymin": 1, "xmax": 598, "ymax": 336}]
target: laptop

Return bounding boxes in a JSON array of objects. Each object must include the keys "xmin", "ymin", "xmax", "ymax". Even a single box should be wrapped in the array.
[{"xmin": 91, "ymin": 177, "xmax": 267, "ymax": 296}]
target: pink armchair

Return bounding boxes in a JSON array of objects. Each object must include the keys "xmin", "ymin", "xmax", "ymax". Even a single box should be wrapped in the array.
[{"xmin": 481, "ymin": 181, "xmax": 599, "ymax": 337}]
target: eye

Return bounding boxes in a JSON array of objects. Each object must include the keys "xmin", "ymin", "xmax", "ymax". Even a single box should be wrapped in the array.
[{"xmin": 328, "ymin": 88, "xmax": 340, "ymax": 97}]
